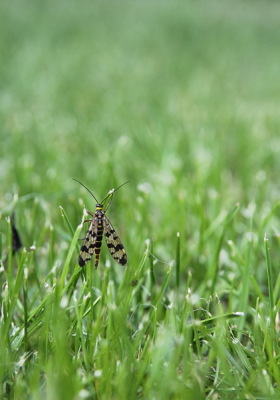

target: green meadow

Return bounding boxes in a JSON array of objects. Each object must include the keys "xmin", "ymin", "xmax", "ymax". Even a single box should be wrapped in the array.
[{"xmin": 1, "ymin": 1, "xmax": 280, "ymax": 399}]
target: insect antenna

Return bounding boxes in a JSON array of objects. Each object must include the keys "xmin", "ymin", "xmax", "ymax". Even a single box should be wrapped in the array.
[
  {"xmin": 72, "ymin": 178, "xmax": 99, "ymax": 203},
  {"xmin": 101, "ymin": 181, "xmax": 130, "ymax": 204}
]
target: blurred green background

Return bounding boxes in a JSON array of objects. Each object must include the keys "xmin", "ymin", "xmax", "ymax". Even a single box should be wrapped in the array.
[
  {"xmin": 2, "ymin": 2, "xmax": 280, "ymax": 398},
  {"xmin": 1, "ymin": 1, "xmax": 280, "ymax": 275}
]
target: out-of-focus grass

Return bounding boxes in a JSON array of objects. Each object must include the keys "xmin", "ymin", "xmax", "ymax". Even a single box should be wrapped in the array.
[{"xmin": 1, "ymin": 1, "xmax": 280, "ymax": 399}]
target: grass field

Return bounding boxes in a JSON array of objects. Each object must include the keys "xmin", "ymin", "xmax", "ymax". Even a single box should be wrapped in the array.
[{"xmin": 1, "ymin": 1, "xmax": 280, "ymax": 399}]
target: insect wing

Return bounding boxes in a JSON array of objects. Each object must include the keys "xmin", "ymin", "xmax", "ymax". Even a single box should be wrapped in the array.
[
  {"xmin": 103, "ymin": 215, "xmax": 127, "ymax": 266},
  {"xmin": 79, "ymin": 215, "xmax": 98, "ymax": 267}
]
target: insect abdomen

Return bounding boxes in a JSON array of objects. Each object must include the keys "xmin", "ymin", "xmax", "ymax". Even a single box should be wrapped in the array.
[{"xmin": 94, "ymin": 215, "xmax": 103, "ymax": 269}]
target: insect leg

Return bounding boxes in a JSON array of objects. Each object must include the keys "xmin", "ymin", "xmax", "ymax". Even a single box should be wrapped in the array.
[{"xmin": 103, "ymin": 194, "xmax": 114, "ymax": 213}]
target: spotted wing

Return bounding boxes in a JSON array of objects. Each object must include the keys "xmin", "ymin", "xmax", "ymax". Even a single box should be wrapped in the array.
[
  {"xmin": 78, "ymin": 215, "xmax": 98, "ymax": 267},
  {"xmin": 103, "ymin": 215, "xmax": 127, "ymax": 266}
]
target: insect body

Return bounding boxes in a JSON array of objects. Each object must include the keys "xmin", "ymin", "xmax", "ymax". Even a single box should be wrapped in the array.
[{"xmin": 73, "ymin": 179, "xmax": 128, "ymax": 269}]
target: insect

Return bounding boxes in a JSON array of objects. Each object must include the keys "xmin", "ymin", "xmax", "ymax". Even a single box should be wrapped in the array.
[{"xmin": 73, "ymin": 179, "xmax": 128, "ymax": 269}]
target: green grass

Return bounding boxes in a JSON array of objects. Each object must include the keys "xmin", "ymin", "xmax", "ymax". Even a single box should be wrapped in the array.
[{"xmin": 1, "ymin": 1, "xmax": 280, "ymax": 399}]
